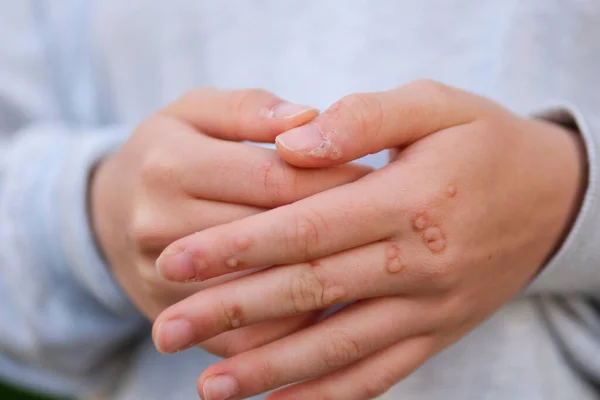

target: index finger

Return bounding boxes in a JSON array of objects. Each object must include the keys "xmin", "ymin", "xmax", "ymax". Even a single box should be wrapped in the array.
[{"xmin": 156, "ymin": 170, "xmax": 397, "ymax": 283}]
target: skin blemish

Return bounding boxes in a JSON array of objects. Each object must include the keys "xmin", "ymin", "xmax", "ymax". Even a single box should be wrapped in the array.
[
  {"xmin": 262, "ymin": 160, "xmax": 274, "ymax": 192},
  {"xmin": 305, "ymin": 124, "xmax": 342, "ymax": 160},
  {"xmin": 412, "ymin": 212, "xmax": 429, "ymax": 232},
  {"xmin": 309, "ymin": 259, "xmax": 320, "ymax": 268},
  {"xmin": 225, "ymin": 257, "xmax": 240, "ymax": 269},
  {"xmin": 447, "ymin": 185, "xmax": 457, "ymax": 198},
  {"xmin": 224, "ymin": 304, "xmax": 244, "ymax": 329},
  {"xmin": 423, "ymin": 227, "xmax": 446, "ymax": 254},
  {"xmin": 234, "ymin": 235, "xmax": 251, "ymax": 251},
  {"xmin": 321, "ymin": 285, "xmax": 348, "ymax": 307},
  {"xmin": 385, "ymin": 243, "xmax": 406, "ymax": 273}
]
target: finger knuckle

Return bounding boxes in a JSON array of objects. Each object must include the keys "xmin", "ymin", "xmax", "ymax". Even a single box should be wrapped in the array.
[
  {"xmin": 251, "ymin": 158, "xmax": 300, "ymax": 206},
  {"xmin": 128, "ymin": 206, "xmax": 164, "ymax": 249},
  {"xmin": 283, "ymin": 211, "xmax": 325, "ymax": 258},
  {"xmin": 229, "ymin": 88, "xmax": 271, "ymax": 116},
  {"xmin": 179, "ymin": 87, "xmax": 205, "ymax": 105},
  {"xmin": 408, "ymin": 79, "xmax": 452, "ymax": 99},
  {"xmin": 322, "ymin": 330, "xmax": 362, "ymax": 369},
  {"xmin": 253, "ymin": 358, "xmax": 279, "ymax": 390},
  {"xmin": 288, "ymin": 267, "xmax": 325, "ymax": 312},
  {"xmin": 422, "ymin": 262, "xmax": 458, "ymax": 291},
  {"xmin": 336, "ymin": 93, "xmax": 384, "ymax": 138},
  {"xmin": 427, "ymin": 294, "xmax": 471, "ymax": 330},
  {"xmin": 139, "ymin": 149, "xmax": 179, "ymax": 189}
]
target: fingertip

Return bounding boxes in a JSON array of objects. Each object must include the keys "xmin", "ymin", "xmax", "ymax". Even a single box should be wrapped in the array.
[
  {"xmin": 258, "ymin": 104, "xmax": 319, "ymax": 143},
  {"xmin": 267, "ymin": 103, "xmax": 318, "ymax": 122},
  {"xmin": 274, "ymin": 126, "xmax": 344, "ymax": 168},
  {"xmin": 155, "ymin": 249, "xmax": 199, "ymax": 283}
]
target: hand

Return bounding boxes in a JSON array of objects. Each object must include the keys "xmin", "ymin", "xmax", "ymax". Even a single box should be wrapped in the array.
[
  {"xmin": 154, "ymin": 80, "xmax": 585, "ymax": 400},
  {"xmin": 90, "ymin": 87, "xmax": 371, "ymax": 356}
]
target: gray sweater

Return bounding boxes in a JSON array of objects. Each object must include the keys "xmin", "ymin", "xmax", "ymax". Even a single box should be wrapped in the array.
[{"xmin": 0, "ymin": 1, "xmax": 599, "ymax": 399}]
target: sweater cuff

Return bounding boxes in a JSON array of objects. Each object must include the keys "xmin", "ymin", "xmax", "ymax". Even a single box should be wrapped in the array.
[
  {"xmin": 526, "ymin": 105, "xmax": 600, "ymax": 295},
  {"xmin": 3, "ymin": 124, "xmax": 139, "ymax": 315},
  {"xmin": 56, "ymin": 125, "xmax": 140, "ymax": 315}
]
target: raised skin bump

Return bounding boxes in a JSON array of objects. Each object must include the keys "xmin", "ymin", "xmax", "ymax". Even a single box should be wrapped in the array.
[
  {"xmin": 262, "ymin": 160, "xmax": 274, "ymax": 192},
  {"xmin": 423, "ymin": 226, "xmax": 446, "ymax": 254},
  {"xmin": 234, "ymin": 235, "xmax": 252, "ymax": 251},
  {"xmin": 385, "ymin": 243, "xmax": 405, "ymax": 273},
  {"xmin": 225, "ymin": 257, "xmax": 239, "ymax": 269},
  {"xmin": 412, "ymin": 211, "xmax": 429, "ymax": 231},
  {"xmin": 447, "ymin": 185, "xmax": 457, "ymax": 198},
  {"xmin": 224, "ymin": 304, "xmax": 244, "ymax": 329}
]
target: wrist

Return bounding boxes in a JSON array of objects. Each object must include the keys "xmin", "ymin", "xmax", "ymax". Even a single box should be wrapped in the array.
[
  {"xmin": 89, "ymin": 153, "xmax": 126, "ymax": 282},
  {"xmin": 528, "ymin": 117, "xmax": 587, "ymax": 271}
]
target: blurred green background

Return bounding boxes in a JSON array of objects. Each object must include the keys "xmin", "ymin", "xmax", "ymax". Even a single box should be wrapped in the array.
[{"xmin": 0, "ymin": 381, "xmax": 67, "ymax": 400}]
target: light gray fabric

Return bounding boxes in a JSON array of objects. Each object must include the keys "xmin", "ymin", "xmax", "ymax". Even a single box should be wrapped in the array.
[{"xmin": 0, "ymin": 0, "xmax": 599, "ymax": 399}]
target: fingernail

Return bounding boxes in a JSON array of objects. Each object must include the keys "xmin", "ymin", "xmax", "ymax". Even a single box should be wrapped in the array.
[
  {"xmin": 276, "ymin": 123, "xmax": 324, "ymax": 152},
  {"xmin": 269, "ymin": 102, "xmax": 314, "ymax": 120},
  {"xmin": 156, "ymin": 250, "xmax": 197, "ymax": 282},
  {"xmin": 203, "ymin": 375, "xmax": 239, "ymax": 400},
  {"xmin": 155, "ymin": 319, "xmax": 195, "ymax": 353}
]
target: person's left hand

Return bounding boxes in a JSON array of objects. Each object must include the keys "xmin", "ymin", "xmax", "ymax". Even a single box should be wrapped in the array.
[{"xmin": 153, "ymin": 80, "xmax": 586, "ymax": 400}]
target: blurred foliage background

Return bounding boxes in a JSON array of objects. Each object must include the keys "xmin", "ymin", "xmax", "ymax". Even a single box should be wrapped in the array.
[{"xmin": 0, "ymin": 381, "xmax": 67, "ymax": 400}]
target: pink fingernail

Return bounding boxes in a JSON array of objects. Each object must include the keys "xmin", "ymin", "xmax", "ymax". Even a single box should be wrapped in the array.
[
  {"xmin": 203, "ymin": 375, "xmax": 239, "ymax": 400},
  {"xmin": 155, "ymin": 319, "xmax": 195, "ymax": 353},
  {"xmin": 156, "ymin": 250, "xmax": 197, "ymax": 282},
  {"xmin": 276, "ymin": 123, "xmax": 324, "ymax": 152},
  {"xmin": 269, "ymin": 102, "xmax": 314, "ymax": 120}
]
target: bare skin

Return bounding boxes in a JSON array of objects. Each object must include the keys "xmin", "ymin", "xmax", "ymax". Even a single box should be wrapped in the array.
[
  {"xmin": 154, "ymin": 80, "xmax": 585, "ymax": 400},
  {"xmin": 90, "ymin": 87, "xmax": 372, "ymax": 356}
]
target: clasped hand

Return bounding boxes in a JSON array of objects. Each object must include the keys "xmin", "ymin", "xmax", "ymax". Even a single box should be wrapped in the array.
[{"xmin": 108, "ymin": 81, "xmax": 584, "ymax": 400}]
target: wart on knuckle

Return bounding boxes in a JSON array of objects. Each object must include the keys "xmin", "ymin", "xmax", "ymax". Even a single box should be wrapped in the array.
[
  {"xmin": 221, "ymin": 302, "xmax": 245, "ymax": 330},
  {"xmin": 385, "ymin": 242, "xmax": 407, "ymax": 274},
  {"xmin": 423, "ymin": 226, "xmax": 447, "ymax": 254},
  {"xmin": 322, "ymin": 331, "xmax": 362, "ymax": 370}
]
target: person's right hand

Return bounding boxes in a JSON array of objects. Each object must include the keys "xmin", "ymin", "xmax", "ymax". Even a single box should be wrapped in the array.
[{"xmin": 89, "ymin": 88, "xmax": 372, "ymax": 356}]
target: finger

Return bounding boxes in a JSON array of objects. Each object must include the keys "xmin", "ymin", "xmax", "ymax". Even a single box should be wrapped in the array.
[
  {"xmin": 156, "ymin": 170, "xmax": 397, "ymax": 282},
  {"xmin": 162, "ymin": 87, "xmax": 319, "ymax": 143},
  {"xmin": 275, "ymin": 79, "xmax": 486, "ymax": 167},
  {"xmin": 133, "ymin": 198, "xmax": 263, "ymax": 254},
  {"xmin": 196, "ymin": 297, "xmax": 436, "ymax": 400},
  {"xmin": 267, "ymin": 336, "xmax": 435, "ymax": 400},
  {"xmin": 198, "ymin": 312, "xmax": 319, "ymax": 357},
  {"xmin": 180, "ymin": 140, "xmax": 372, "ymax": 208},
  {"xmin": 154, "ymin": 239, "xmax": 429, "ymax": 348}
]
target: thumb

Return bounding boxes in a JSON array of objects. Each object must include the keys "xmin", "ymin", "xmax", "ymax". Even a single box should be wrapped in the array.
[
  {"xmin": 162, "ymin": 87, "xmax": 318, "ymax": 143},
  {"xmin": 275, "ymin": 80, "xmax": 485, "ymax": 168}
]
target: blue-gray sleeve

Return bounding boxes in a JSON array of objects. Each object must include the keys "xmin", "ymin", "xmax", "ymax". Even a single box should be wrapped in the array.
[{"xmin": 0, "ymin": 124, "xmax": 147, "ymax": 398}]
